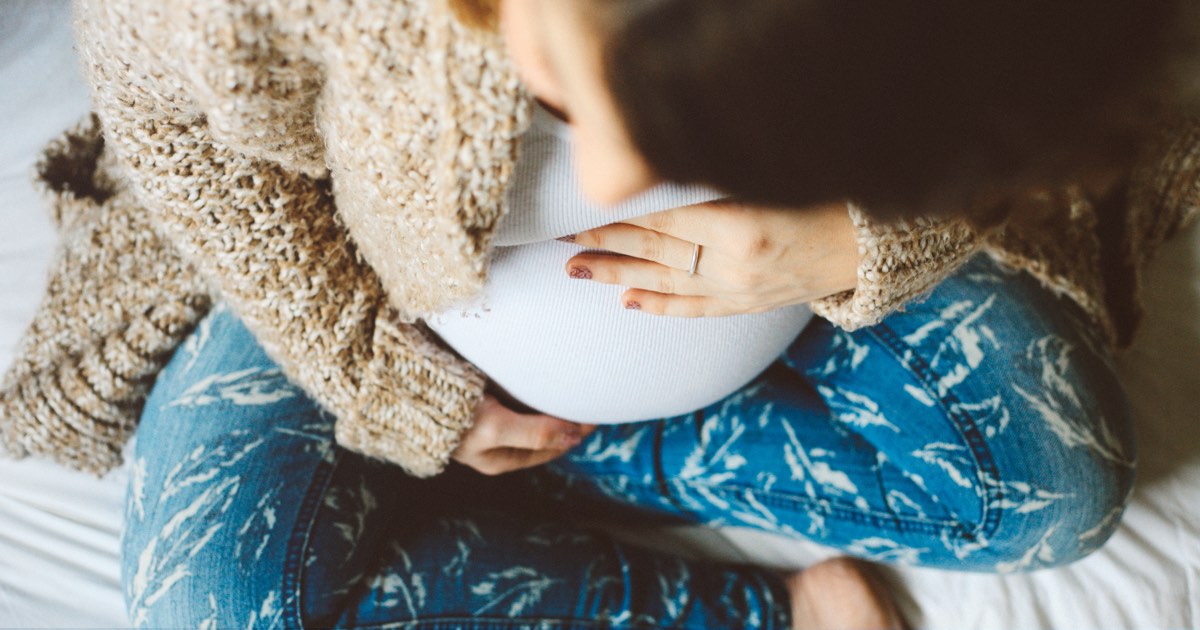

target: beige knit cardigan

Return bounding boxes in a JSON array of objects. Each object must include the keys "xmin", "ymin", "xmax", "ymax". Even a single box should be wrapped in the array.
[{"xmin": 1, "ymin": 0, "xmax": 1197, "ymax": 478}]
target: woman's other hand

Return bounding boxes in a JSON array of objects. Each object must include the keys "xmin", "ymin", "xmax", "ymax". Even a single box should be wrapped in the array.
[
  {"xmin": 452, "ymin": 394, "xmax": 596, "ymax": 476},
  {"xmin": 563, "ymin": 200, "xmax": 860, "ymax": 317}
]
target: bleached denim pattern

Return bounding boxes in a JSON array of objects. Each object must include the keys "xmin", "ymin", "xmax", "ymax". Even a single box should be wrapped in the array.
[
  {"xmin": 122, "ymin": 255, "xmax": 1134, "ymax": 628},
  {"xmin": 542, "ymin": 257, "xmax": 1134, "ymax": 573}
]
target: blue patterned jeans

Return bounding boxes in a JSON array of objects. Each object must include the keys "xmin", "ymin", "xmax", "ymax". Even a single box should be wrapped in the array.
[{"xmin": 121, "ymin": 255, "xmax": 1134, "ymax": 628}]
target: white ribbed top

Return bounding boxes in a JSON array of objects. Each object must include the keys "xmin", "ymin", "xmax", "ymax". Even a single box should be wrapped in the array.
[{"xmin": 424, "ymin": 104, "xmax": 812, "ymax": 424}]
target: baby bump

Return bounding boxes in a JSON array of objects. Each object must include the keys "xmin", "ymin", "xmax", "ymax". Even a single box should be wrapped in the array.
[{"xmin": 425, "ymin": 241, "xmax": 813, "ymax": 424}]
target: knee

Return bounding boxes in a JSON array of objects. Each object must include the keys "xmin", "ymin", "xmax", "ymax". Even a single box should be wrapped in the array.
[
  {"xmin": 1060, "ymin": 455, "xmax": 1135, "ymax": 563},
  {"xmin": 979, "ymin": 350, "xmax": 1136, "ymax": 570},
  {"xmin": 121, "ymin": 500, "xmax": 289, "ymax": 628},
  {"xmin": 984, "ymin": 454, "xmax": 1134, "ymax": 571}
]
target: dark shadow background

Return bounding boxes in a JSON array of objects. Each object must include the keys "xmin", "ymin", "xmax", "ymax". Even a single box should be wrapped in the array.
[{"xmin": 1117, "ymin": 219, "xmax": 1200, "ymax": 487}]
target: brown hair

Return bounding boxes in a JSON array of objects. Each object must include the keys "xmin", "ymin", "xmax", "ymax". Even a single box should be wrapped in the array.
[
  {"xmin": 449, "ymin": 0, "xmax": 501, "ymax": 31},
  {"xmin": 451, "ymin": 0, "xmax": 1173, "ymax": 220},
  {"xmin": 591, "ymin": 1, "xmax": 1175, "ymax": 220}
]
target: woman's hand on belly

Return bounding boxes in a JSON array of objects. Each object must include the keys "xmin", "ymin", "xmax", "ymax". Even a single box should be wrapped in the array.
[
  {"xmin": 452, "ymin": 393, "xmax": 596, "ymax": 476},
  {"xmin": 561, "ymin": 199, "xmax": 859, "ymax": 317}
]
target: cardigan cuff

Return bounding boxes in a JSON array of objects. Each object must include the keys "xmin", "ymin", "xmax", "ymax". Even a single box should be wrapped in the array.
[
  {"xmin": 810, "ymin": 204, "xmax": 982, "ymax": 330},
  {"xmin": 334, "ymin": 312, "xmax": 486, "ymax": 478},
  {"xmin": 1, "ymin": 120, "xmax": 211, "ymax": 476}
]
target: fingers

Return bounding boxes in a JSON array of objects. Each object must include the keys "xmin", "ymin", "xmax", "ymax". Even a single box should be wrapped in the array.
[
  {"xmin": 465, "ymin": 396, "xmax": 585, "ymax": 451},
  {"xmin": 572, "ymin": 223, "xmax": 699, "ymax": 272},
  {"xmin": 473, "ymin": 447, "xmax": 572, "ymax": 476},
  {"xmin": 494, "ymin": 412, "xmax": 587, "ymax": 451},
  {"xmin": 454, "ymin": 395, "xmax": 595, "ymax": 476},
  {"xmin": 566, "ymin": 254, "xmax": 713, "ymax": 296},
  {"xmin": 620, "ymin": 289, "xmax": 762, "ymax": 318},
  {"xmin": 616, "ymin": 199, "xmax": 741, "ymax": 248}
]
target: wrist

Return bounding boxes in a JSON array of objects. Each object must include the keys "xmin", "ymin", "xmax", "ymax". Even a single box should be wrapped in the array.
[{"xmin": 815, "ymin": 201, "xmax": 861, "ymax": 297}]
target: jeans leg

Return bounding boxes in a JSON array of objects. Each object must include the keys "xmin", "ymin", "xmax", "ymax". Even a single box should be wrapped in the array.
[
  {"xmin": 315, "ymin": 495, "xmax": 790, "ymax": 629},
  {"xmin": 122, "ymin": 305, "xmax": 792, "ymax": 629},
  {"xmin": 121, "ymin": 303, "xmax": 341, "ymax": 628},
  {"xmin": 544, "ymin": 255, "xmax": 1135, "ymax": 572}
]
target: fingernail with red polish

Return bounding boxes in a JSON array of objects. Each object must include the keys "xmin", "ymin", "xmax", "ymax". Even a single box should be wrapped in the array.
[
  {"xmin": 568, "ymin": 266, "xmax": 592, "ymax": 280},
  {"xmin": 625, "ymin": 300, "xmax": 642, "ymax": 310},
  {"xmin": 556, "ymin": 234, "xmax": 577, "ymax": 243},
  {"xmin": 557, "ymin": 429, "xmax": 583, "ymax": 449}
]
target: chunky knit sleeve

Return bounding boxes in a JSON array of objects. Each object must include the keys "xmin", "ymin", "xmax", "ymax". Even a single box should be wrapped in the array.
[
  {"xmin": 1088, "ymin": 113, "xmax": 1200, "ymax": 345},
  {"xmin": 810, "ymin": 204, "xmax": 983, "ymax": 330},
  {"xmin": 73, "ymin": 0, "xmax": 486, "ymax": 477},
  {"xmin": 0, "ymin": 117, "xmax": 211, "ymax": 475},
  {"xmin": 1127, "ymin": 114, "xmax": 1200, "ymax": 257}
]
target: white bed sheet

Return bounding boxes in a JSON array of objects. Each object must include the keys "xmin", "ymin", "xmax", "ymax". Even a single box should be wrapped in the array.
[{"xmin": 0, "ymin": 2, "xmax": 1196, "ymax": 628}]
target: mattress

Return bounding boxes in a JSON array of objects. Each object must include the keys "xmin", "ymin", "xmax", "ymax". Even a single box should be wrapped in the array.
[{"xmin": 1, "ymin": 2, "xmax": 1197, "ymax": 628}]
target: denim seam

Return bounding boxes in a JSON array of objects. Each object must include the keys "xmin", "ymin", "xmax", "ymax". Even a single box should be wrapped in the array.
[
  {"xmin": 648, "ymin": 419, "xmax": 701, "ymax": 520},
  {"xmin": 866, "ymin": 322, "xmax": 1004, "ymax": 543},
  {"xmin": 282, "ymin": 449, "xmax": 343, "ymax": 628}
]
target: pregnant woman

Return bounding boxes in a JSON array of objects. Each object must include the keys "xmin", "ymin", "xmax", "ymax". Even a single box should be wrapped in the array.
[{"xmin": 23, "ymin": 0, "xmax": 1192, "ymax": 628}]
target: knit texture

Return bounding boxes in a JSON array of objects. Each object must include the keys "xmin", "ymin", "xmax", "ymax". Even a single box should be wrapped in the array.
[
  {"xmin": 2, "ymin": 0, "xmax": 1197, "ymax": 476},
  {"xmin": 810, "ymin": 207, "xmax": 981, "ymax": 329},
  {"xmin": 1126, "ymin": 113, "xmax": 1200, "ymax": 314},
  {"xmin": 0, "ymin": 117, "xmax": 211, "ymax": 474},
  {"xmin": 24, "ymin": 0, "xmax": 515, "ymax": 478}
]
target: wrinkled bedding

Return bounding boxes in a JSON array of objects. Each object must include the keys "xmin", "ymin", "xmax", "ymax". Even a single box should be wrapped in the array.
[{"xmin": 1, "ymin": 2, "xmax": 1197, "ymax": 627}]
